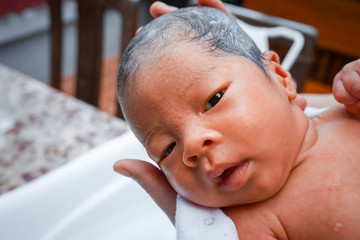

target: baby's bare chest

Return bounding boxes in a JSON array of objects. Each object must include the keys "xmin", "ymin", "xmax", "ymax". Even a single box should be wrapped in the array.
[
  {"xmin": 276, "ymin": 118, "xmax": 360, "ymax": 239},
  {"xmin": 230, "ymin": 116, "xmax": 360, "ymax": 239},
  {"xmin": 279, "ymin": 163, "xmax": 360, "ymax": 239}
]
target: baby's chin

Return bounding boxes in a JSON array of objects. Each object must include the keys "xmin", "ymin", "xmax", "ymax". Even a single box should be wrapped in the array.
[
  {"xmin": 178, "ymin": 192, "xmax": 242, "ymax": 208},
  {"xmin": 179, "ymin": 188, "xmax": 281, "ymax": 209}
]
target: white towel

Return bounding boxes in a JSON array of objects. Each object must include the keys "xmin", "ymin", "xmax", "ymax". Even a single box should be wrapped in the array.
[
  {"xmin": 174, "ymin": 107, "xmax": 327, "ymax": 240},
  {"xmin": 304, "ymin": 106, "xmax": 329, "ymax": 118},
  {"xmin": 175, "ymin": 195, "xmax": 239, "ymax": 240}
]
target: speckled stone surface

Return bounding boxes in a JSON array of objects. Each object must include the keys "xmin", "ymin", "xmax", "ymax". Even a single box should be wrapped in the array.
[{"xmin": 0, "ymin": 64, "xmax": 128, "ymax": 194}]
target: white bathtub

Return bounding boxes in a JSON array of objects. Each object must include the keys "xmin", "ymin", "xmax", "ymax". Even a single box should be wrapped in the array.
[{"xmin": 0, "ymin": 131, "xmax": 175, "ymax": 240}]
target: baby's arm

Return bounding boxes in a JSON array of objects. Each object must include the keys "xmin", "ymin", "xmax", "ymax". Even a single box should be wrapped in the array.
[{"xmin": 332, "ymin": 59, "xmax": 360, "ymax": 116}]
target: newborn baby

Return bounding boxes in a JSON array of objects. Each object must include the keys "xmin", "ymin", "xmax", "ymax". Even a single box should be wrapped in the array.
[{"xmin": 116, "ymin": 6, "xmax": 360, "ymax": 239}]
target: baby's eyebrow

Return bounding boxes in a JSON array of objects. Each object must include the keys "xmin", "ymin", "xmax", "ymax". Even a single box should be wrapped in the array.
[
  {"xmin": 130, "ymin": 119, "xmax": 153, "ymax": 145},
  {"xmin": 143, "ymin": 129, "xmax": 164, "ymax": 162},
  {"xmin": 144, "ymin": 127, "xmax": 159, "ymax": 149}
]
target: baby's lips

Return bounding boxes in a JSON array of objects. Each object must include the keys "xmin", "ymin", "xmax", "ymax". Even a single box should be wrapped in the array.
[
  {"xmin": 218, "ymin": 160, "xmax": 250, "ymax": 191},
  {"xmin": 206, "ymin": 163, "xmax": 243, "ymax": 185},
  {"xmin": 206, "ymin": 168, "xmax": 225, "ymax": 184}
]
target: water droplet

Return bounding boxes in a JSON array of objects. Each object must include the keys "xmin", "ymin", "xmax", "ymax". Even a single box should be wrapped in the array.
[
  {"xmin": 204, "ymin": 217, "xmax": 215, "ymax": 225},
  {"xmin": 333, "ymin": 222, "xmax": 342, "ymax": 232}
]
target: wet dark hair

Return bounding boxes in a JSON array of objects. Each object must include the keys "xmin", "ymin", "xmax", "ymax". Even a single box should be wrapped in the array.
[{"xmin": 117, "ymin": 6, "xmax": 265, "ymax": 110}]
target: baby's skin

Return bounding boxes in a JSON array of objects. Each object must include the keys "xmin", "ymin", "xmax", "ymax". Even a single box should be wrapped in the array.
[
  {"xmin": 224, "ymin": 106, "xmax": 360, "ymax": 239},
  {"xmin": 224, "ymin": 62, "xmax": 360, "ymax": 240},
  {"xmin": 122, "ymin": 39, "xmax": 360, "ymax": 239}
]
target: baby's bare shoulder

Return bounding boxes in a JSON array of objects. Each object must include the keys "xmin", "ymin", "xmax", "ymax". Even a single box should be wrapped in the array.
[
  {"xmin": 280, "ymin": 106, "xmax": 360, "ymax": 238},
  {"xmin": 223, "ymin": 204, "xmax": 288, "ymax": 240},
  {"xmin": 314, "ymin": 105, "xmax": 360, "ymax": 142},
  {"xmin": 315, "ymin": 105, "xmax": 360, "ymax": 125}
]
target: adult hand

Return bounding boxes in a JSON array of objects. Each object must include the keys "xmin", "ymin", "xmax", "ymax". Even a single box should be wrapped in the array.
[
  {"xmin": 333, "ymin": 59, "xmax": 360, "ymax": 116},
  {"xmin": 113, "ymin": 159, "xmax": 177, "ymax": 224},
  {"xmin": 149, "ymin": 0, "xmax": 233, "ymax": 19}
]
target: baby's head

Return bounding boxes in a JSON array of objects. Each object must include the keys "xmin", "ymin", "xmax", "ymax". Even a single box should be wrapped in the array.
[
  {"xmin": 117, "ymin": 6, "xmax": 265, "ymax": 103},
  {"xmin": 118, "ymin": 7, "xmax": 305, "ymax": 207}
]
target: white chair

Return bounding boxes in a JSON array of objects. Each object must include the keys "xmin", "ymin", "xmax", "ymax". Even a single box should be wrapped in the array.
[
  {"xmin": 237, "ymin": 18, "xmax": 305, "ymax": 71},
  {"xmin": 225, "ymin": 3, "xmax": 318, "ymax": 92}
]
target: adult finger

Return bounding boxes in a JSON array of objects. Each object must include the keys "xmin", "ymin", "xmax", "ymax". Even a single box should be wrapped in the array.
[
  {"xmin": 341, "ymin": 68, "xmax": 360, "ymax": 99},
  {"xmin": 346, "ymin": 101, "xmax": 360, "ymax": 116},
  {"xmin": 113, "ymin": 159, "xmax": 177, "ymax": 224},
  {"xmin": 149, "ymin": 1, "xmax": 178, "ymax": 18},
  {"xmin": 197, "ymin": 0, "xmax": 233, "ymax": 17},
  {"xmin": 150, "ymin": 0, "xmax": 234, "ymax": 19},
  {"xmin": 333, "ymin": 72, "xmax": 358, "ymax": 105}
]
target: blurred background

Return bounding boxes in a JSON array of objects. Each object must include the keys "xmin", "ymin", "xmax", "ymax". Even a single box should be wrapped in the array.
[
  {"xmin": 0, "ymin": 0, "xmax": 359, "ymax": 116},
  {"xmin": 0, "ymin": 0, "xmax": 153, "ymax": 115}
]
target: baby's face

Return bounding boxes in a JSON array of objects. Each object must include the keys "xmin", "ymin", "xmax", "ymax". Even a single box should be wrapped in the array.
[{"xmin": 125, "ymin": 44, "xmax": 299, "ymax": 207}]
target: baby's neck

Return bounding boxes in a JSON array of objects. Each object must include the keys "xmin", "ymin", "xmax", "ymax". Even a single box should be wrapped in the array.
[{"xmin": 292, "ymin": 115, "xmax": 318, "ymax": 169}]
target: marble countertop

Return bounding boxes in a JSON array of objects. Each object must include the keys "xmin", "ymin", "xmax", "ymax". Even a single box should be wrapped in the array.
[{"xmin": 0, "ymin": 64, "xmax": 128, "ymax": 194}]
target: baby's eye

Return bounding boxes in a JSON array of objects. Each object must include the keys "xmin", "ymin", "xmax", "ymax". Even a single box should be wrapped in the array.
[
  {"xmin": 163, "ymin": 142, "xmax": 176, "ymax": 159},
  {"xmin": 205, "ymin": 90, "xmax": 224, "ymax": 111}
]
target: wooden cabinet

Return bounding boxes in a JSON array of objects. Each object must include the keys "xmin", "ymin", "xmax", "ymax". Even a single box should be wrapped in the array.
[
  {"xmin": 243, "ymin": 0, "xmax": 360, "ymax": 58},
  {"xmin": 243, "ymin": 0, "xmax": 360, "ymax": 86}
]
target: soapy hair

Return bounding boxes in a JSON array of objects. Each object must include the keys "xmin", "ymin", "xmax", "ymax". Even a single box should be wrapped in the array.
[{"xmin": 117, "ymin": 6, "xmax": 265, "ymax": 108}]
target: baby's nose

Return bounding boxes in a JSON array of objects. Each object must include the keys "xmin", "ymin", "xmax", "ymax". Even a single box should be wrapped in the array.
[{"xmin": 182, "ymin": 130, "xmax": 220, "ymax": 167}]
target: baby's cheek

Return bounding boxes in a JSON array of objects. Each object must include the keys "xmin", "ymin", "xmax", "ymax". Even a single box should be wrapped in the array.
[{"xmin": 163, "ymin": 168, "xmax": 189, "ymax": 193}]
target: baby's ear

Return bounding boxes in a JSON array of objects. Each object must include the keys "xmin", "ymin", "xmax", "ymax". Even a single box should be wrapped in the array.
[
  {"xmin": 262, "ymin": 50, "xmax": 281, "ymax": 64},
  {"xmin": 262, "ymin": 51, "xmax": 297, "ymax": 101}
]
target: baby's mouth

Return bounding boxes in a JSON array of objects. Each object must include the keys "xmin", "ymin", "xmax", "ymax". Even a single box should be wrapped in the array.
[
  {"xmin": 216, "ymin": 161, "xmax": 250, "ymax": 191},
  {"xmin": 219, "ymin": 166, "xmax": 238, "ymax": 181},
  {"xmin": 208, "ymin": 165, "xmax": 238, "ymax": 184}
]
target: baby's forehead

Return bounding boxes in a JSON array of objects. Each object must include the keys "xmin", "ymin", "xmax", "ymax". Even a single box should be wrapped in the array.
[
  {"xmin": 135, "ymin": 42, "xmax": 209, "ymax": 78},
  {"xmin": 131, "ymin": 45, "xmax": 256, "ymax": 96}
]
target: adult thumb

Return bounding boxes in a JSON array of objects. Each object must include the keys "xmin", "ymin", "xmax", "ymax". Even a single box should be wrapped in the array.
[{"xmin": 113, "ymin": 159, "xmax": 177, "ymax": 224}]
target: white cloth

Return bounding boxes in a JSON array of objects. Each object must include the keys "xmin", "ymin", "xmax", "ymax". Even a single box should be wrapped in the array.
[
  {"xmin": 175, "ymin": 195, "xmax": 239, "ymax": 240},
  {"xmin": 175, "ymin": 107, "xmax": 327, "ymax": 240},
  {"xmin": 304, "ymin": 106, "xmax": 329, "ymax": 118}
]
